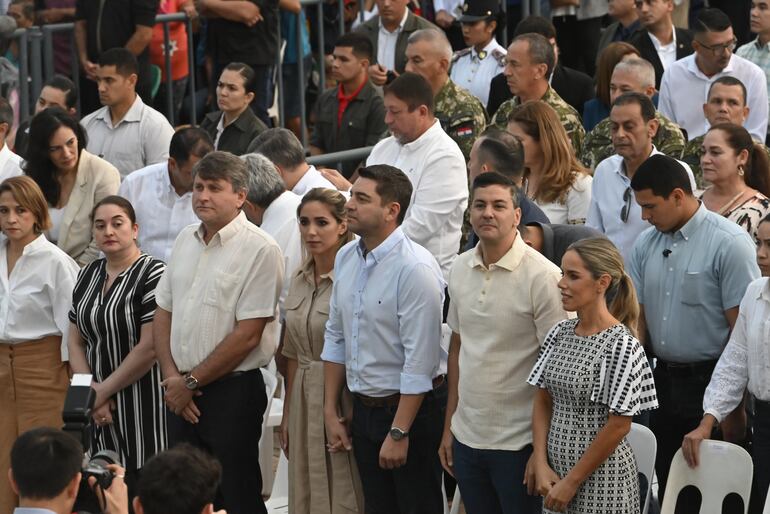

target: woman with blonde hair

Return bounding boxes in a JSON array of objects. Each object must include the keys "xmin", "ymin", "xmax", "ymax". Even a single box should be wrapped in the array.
[
  {"xmin": 526, "ymin": 237, "xmax": 658, "ymax": 513},
  {"xmin": 280, "ymin": 187, "xmax": 363, "ymax": 514},
  {"xmin": 507, "ymin": 101, "xmax": 592, "ymax": 225},
  {"xmin": 699, "ymin": 123, "xmax": 770, "ymax": 240},
  {"xmin": 0, "ymin": 175, "xmax": 79, "ymax": 513}
]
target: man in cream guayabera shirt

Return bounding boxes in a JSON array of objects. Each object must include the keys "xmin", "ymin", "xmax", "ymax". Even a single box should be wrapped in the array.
[
  {"xmin": 439, "ymin": 172, "xmax": 569, "ymax": 514},
  {"xmin": 153, "ymin": 151, "xmax": 284, "ymax": 514}
]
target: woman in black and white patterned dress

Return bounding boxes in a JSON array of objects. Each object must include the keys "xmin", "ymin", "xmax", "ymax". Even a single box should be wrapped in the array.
[
  {"xmin": 67, "ymin": 196, "xmax": 167, "ymax": 496},
  {"xmin": 526, "ymin": 237, "xmax": 658, "ymax": 513}
]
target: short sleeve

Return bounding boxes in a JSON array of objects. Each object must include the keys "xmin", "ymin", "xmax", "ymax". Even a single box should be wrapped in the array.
[
  {"xmin": 590, "ymin": 327, "xmax": 658, "ymax": 416},
  {"xmin": 717, "ymin": 232, "xmax": 761, "ymax": 309},
  {"xmin": 526, "ymin": 319, "xmax": 567, "ymax": 388},
  {"xmin": 139, "ymin": 259, "xmax": 166, "ymax": 324},
  {"xmin": 281, "ymin": 281, "xmax": 306, "ymax": 361},
  {"xmin": 69, "ymin": 261, "xmax": 97, "ymax": 323}
]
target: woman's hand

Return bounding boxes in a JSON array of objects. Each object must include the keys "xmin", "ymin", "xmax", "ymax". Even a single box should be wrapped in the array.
[
  {"xmin": 92, "ymin": 399, "xmax": 114, "ymax": 427},
  {"xmin": 531, "ymin": 458, "xmax": 561, "ymax": 497},
  {"xmin": 544, "ymin": 476, "xmax": 579, "ymax": 513},
  {"xmin": 279, "ymin": 416, "xmax": 290, "ymax": 457}
]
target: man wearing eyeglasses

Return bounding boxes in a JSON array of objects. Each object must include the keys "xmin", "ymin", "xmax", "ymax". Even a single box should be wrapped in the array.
[
  {"xmin": 659, "ymin": 8, "xmax": 768, "ymax": 142},
  {"xmin": 736, "ymin": 0, "xmax": 770, "ymax": 144},
  {"xmin": 587, "ymin": 92, "xmax": 695, "ymax": 262}
]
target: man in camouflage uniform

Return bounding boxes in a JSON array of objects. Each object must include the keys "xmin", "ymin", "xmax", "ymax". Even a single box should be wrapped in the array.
[
  {"xmin": 582, "ymin": 57, "xmax": 685, "ymax": 170},
  {"xmin": 491, "ymin": 33, "xmax": 584, "ymax": 157},
  {"xmin": 681, "ymin": 76, "xmax": 770, "ymax": 187},
  {"xmin": 405, "ymin": 28, "xmax": 488, "ymax": 161}
]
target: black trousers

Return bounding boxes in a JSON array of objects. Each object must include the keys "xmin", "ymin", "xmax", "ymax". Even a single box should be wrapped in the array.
[
  {"xmin": 352, "ymin": 384, "xmax": 446, "ymax": 514},
  {"xmin": 167, "ymin": 368, "xmax": 267, "ymax": 514},
  {"xmin": 552, "ymin": 15, "xmax": 603, "ymax": 77},
  {"xmin": 750, "ymin": 400, "xmax": 770, "ymax": 514}
]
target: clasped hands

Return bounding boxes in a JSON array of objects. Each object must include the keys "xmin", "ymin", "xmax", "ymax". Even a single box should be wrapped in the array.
[
  {"xmin": 524, "ymin": 455, "xmax": 578, "ymax": 513},
  {"xmin": 161, "ymin": 374, "xmax": 202, "ymax": 424}
]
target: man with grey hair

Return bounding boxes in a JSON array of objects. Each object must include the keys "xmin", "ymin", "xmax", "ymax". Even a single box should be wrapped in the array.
[
  {"xmin": 154, "ymin": 150, "xmax": 284, "ymax": 514},
  {"xmin": 491, "ymin": 33, "xmax": 585, "ymax": 156},
  {"xmin": 582, "ymin": 57, "xmax": 686, "ymax": 169},
  {"xmin": 0, "ymin": 96, "xmax": 21, "ymax": 182},
  {"xmin": 247, "ymin": 128, "xmax": 335, "ymax": 195},
  {"xmin": 405, "ymin": 28, "xmax": 487, "ymax": 161},
  {"xmin": 241, "ymin": 152, "xmax": 303, "ymax": 324}
]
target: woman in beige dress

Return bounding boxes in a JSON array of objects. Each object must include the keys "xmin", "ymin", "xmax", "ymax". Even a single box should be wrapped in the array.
[{"xmin": 280, "ymin": 187, "xmax": 363, "ymax": 514}]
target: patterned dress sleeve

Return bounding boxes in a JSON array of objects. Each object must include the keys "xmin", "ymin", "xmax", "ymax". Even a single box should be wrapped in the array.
[
  {"xmin": 527, "ymin": 319, "xmax": 567, "ymax": 388},
  {"xmin": 139, "ymin": 258, "xmax": 166, "ymax": 324},
  {"xmin": 590, "ymin": 327, "xmax": 658, "ymax": 416}
]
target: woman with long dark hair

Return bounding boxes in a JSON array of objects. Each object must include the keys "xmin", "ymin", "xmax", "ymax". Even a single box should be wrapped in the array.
[{"xmin": 24, "ymin": 107, "xmax": 120, "ymax": 265}]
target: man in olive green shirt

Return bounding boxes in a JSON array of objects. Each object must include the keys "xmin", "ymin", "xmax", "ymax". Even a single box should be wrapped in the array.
[
  {"xmin": 309, "ymin": 32, "xmax": 387, "ymax": 178},
  {"xmin": 491, "ymin": 33, "xmax": 584, "ymax": 157},
  {"xmin": 405, "ymin": 28, "xmax": 488, "ymax": 161}
]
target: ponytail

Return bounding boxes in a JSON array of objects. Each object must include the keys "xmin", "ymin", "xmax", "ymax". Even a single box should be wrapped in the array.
[
  {"xmin": 608, "ymin": 273, "xmax": 640, "ymax": 338},
  {"xmin": 748, "ymin": 143, "xmax": 770, "ymax": 198}
]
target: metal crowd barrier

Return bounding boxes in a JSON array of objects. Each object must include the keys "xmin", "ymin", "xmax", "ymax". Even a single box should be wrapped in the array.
[
  {"xmin": 307, "ymin": 145, "xmax": 373, "ymax": 170},
  {"xmin": 11, "ymin": 12, "xmax": 196, "ymax": 125}
]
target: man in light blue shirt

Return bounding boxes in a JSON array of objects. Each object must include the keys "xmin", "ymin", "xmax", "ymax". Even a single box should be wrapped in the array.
[
  {"xmin": 322, "ymin": 164, "xmax": 446, "ymax": 514},
  {"xmin": 8, "ymin": 427, "xmax": 128, "ymax": 514},
  {"xmin": 628, "ymin": 154, "xmax": 759, "ymax": 510}
]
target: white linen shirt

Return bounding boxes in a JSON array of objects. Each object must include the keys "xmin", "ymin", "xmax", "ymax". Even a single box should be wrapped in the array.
[
  {"xmin": 366, "ymin": 119, "xmax": 468, "ymax": 279},
  {"xmin": 81, "ymin": 95, "xmax": 175, "ymax": 178},
  {"xmin": 703, "ymin": 277, "xmax": 770, "ymax": 422},
  {"xmin": 649, "ymin": 29, "xmax": 677, "ymax": 71},
  {"xmin": 532, "ymin": 172, "xmax": 593, "ymax": 225},
  {"xmin": 450, "ymin": 38, "xmax": 506, "ymax": 107},
  {"xmin": 155, "ymin": 211, "xmax": 285, "ymax": 372},
  {"xmin": 260, "ymin": 190, "xmax": 304, "ymax": 317},
  {"xmin": 0, "ymin": 143, "xmax": 22, "ymax": 182},
  {"xmin": 117, "ymin": 161, "xmax": 198, "ymax": 263},
  {"xmin": 0, "ymin": 234, "xmax": 79, "ymax": 359},
  {"xmin": 587, "ymin": 147, "xmax": 696, "ymax": 262},
  {"xmin": 447, "ymin": 235, "xmax": 568, "ymax": 451},
  {"xmin": 659, "ymin": 53, "xmax": 769, "ymax": 141},
  {"xmin": 291, "ymin": 165, "xmax": 336, "ymax": 196},
  {"xmin": 377, "ymin": 8, "xmax": 409, "ymax": 71}
]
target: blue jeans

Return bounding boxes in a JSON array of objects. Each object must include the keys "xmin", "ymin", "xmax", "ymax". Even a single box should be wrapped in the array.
[{"xmin": 452, "ymin": 438, "xmax": 542, "ymax": 514}]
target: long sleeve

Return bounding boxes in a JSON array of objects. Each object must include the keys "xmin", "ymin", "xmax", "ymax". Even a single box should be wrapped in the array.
[
  {"xmin": 658, "ymin": 71, "xmax": 675, "ymax": 123},
  {"xmin": 745, "ymin": 67, "xmax": 769, "ymax": 142},
  {"xmin": 51, "ymin": 255, "xmax": 80, "ymax": 360},
  {"xmin": 586, "ymin": 175, "xmax": 604, "ymax": 233},
  {"xmin": 321, "ymin": 258, "xmax": 347, "ymax": 365}
]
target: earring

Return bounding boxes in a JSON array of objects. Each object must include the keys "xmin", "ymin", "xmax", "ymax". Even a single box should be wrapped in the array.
[{"xmin": 738, "ymin": 165, "xmax": 745, "ymax": 177}]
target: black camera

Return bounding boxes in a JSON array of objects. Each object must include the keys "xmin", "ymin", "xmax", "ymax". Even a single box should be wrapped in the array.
[{"xmin": 82, "ymin": 449, "xmax": 122, "ymax": 491}]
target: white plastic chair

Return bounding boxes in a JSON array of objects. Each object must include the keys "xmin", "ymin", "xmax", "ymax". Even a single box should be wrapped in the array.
[
  {"xmin": 259, "ymin": 368, "xmax": 279, "ymax": 496},
  {"xmin": 265, "ymin": 451, "xmax": 289, "ymax": 514},
  {"xmin": 627, "ymin": 423, "xmax": 657, "ymax": 514},
  {"xmin": 449, "ymin": 485, "xmax": 462, "ymax": 514},
  {"xmin": 764, "ymin": 485, "xmax": 770, "ymax": 514},
  {"xmin": 660, "ymin": 440, "xmax": 753, "ymax": 514}
]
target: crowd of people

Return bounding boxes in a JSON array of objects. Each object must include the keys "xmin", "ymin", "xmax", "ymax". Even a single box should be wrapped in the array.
[{"xmin": 2, "ymin": 0, "xmax": 770, "ymax": 514}]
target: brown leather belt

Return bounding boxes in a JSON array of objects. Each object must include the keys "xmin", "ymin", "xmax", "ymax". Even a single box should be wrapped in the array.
[{"xmin": 354, "ymin": 375, "xmax": 446, "ymax": 408}]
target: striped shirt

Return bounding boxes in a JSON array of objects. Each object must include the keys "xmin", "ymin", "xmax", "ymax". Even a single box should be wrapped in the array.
[{"xmin": 69, "ymin": 254, "xmax": 167, "ymax": 470}]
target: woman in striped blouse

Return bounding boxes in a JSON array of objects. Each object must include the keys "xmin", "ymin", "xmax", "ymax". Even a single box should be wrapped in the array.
[{"xmin": 68, "ymin": 195, "xmax": 167, "ymax": 497}]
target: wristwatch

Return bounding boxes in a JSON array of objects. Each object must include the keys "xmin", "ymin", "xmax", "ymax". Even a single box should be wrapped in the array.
[
  {"xmin": 184, "ymin": 372, "xmax": 199, "ymax": 390},
  {"xmin": 389, "ymin": 426, "xmax": 409, "ymax": 441}
]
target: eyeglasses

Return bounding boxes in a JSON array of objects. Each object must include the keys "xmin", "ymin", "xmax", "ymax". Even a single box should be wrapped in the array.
[
  {"xmin": 621, "ymin": 186, "xmax": 633, "ymax": 223},
  {"xmin": 696, "ymin": 37, "xmax": 737, "ymax": 56}
]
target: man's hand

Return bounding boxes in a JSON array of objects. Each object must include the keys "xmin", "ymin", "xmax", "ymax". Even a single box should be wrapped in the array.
[
  {"xmin": 369, "ymin": 64, "xmax": 390, "ymax": 86},
  {"xmin": 435, "ymin": 9, "xmax": 454, "ymax": 28},
  {"xmin": 241, "ymin": 2, "xmax": 262, "ymax": 25},
  {"xmin": 162, "ymin": 375, "xmax": 195, "ymax": 415},
  {"xmin": 438, "ymin": 428, "xmax": 454, "ymax": 476},
  {"xmin": 324, "ymin": 412, "xmax": 352, "ymax": 453},
  {"xmin": 379, "ymin": 434, "xmax": 408, "ymax": 469},
  {"xmin": 530, "ymin": 458, "xmax": 560, "ymax": 497},
  {"xmin": 80, "ymin": 58, "xmax": 98, "ymax": 81},
  {"xmin": 181, "ymin": 397, "xmax": 202, "ymax": 424},
  {"xmin": 88, "ymin": 464, "xmax": 129, "ymax": 514},
  {"xmin": 318, "ymin": 167, "xmax": 353, "ymax": 192}
]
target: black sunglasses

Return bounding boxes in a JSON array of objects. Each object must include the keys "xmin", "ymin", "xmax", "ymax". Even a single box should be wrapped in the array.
[{"xmin": 621, "ymin": 186, "xmax": 633, "ymax": 223}]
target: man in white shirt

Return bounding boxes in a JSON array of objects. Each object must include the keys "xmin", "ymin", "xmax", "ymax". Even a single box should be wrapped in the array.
[
  {"xmin": 118, "ymin": 127, "xmax": 213, "ymax": 263},
  {"xmin": 658, "ymin": 8, "xmax": 768, "ymax": 142},
  {"xmin": 366, "ymin": 72, "xmax": 468, "ymax": 279},
  {"xmin": 241, "ymin": 152, "xmax": 302, "ymax": 360},
  {"xmin": 81, "ymin": 48, "xmax": 175, "ymax": 178},
  {"xmin": 354, "ymin": 0, "xmax": 436, "ymax": 86},
  {"xmin": 0, "ymin": 97, "xmax": 22, "ymax": 182},
  {"xmin": 439, "ymin": 172, "xmax": 567, "ymax": 514},
  {"xmin": 154, "ymin": 151, "xmax": 284, "ymax": 514},
  {"xmin": 247, "ymin": 128, "xmax": 336, "ymax": 196},
  {"xmin": 587, "ymin": 92, "xmax": 695, "ymax": 262}
]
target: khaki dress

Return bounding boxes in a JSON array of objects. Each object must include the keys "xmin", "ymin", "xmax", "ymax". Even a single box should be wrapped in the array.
[{"xmin": 282, "ymin": 261, "xmax": 364, "ymax": 514}]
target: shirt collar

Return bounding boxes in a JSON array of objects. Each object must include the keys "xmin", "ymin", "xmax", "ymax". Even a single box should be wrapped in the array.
[
  {"xmin": 469, "ymin": 232, "xmax": 526, "ymax": 271},
  {"xmin": 615, "ymin": 146, "xmax": 660, "ymax": 177},
  {"xmin": 686, "ymin": 53, "xmax": 735, "ymax": 79},
  {"xmin": 96, "ymin": 94, "xmax": 144, "ymax": 126},
  {"xmin": 0, "ymin": 141, "xmax": 13, "ymax": 165},
  {"xmin": 674, "ymin": 201, "xmax": 708, "ymax": 241},
  {"xmin": 293, "ymin": 165, "xmax": 321, "ymax": 192},
  {"xmin": 195, "ymin": 210, "xmax": 248, "ymax": 246},
  {"xmin": 300, "ymin": 257, "xmax": 335, "ymax": 284},
  {"xmin": 22, "ymin": 233, "xmax": 50, "ymax": 255},
  {"xmin": 757, "ymin": 278, "xmax": 770, "ymax": 301},
  {"xmin": 379, "ymin": 8, "xmax": 408, "ymax": 34},
  {"xmin": 13, "ymin": 508, "xmax": 58, "ymax": 514},
  {"xmin": 753, "ymin": 36, "xmax": 770, "ymax": 50},
  {"xmin": 400, "ymin": 119, "xmax": 442, "ymax": 151},
  {"xmin": 262, "ymin": 190, "xmax": 296, "ymax": 226},
  {"xmin": 356, "ymin": 226, "xmax": 405, "ymax": 263},
  {"xmin": 648, "ymin": 26, "xmax": 677, "ymax": 50},
  {"xmin": 472, "ymin": 39, "xmax": 498, "ymax": 60}
]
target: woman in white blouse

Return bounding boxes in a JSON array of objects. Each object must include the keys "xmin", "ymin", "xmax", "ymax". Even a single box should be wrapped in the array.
[
  {"xmin": 23, "ymin": 107, "xmax": 120, "ymax": 266},
  {"xmin": 507, "ymin": 101, "xmax": 592, "ymax": 224},
  {"xmin": 0, "ymin": 175, "xmax": 79, "ymax": 513},
  {"xmin": 682, "ymin": 213, "xmax": 770, "ymax": 513}
]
